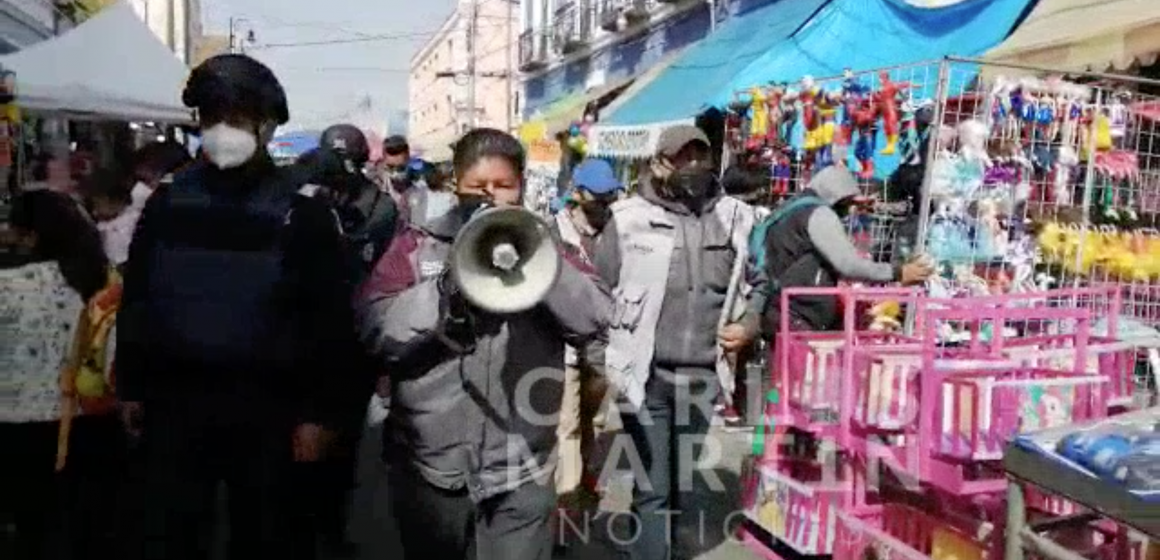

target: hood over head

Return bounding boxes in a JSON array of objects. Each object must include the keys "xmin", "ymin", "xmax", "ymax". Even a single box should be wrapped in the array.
[{"xmin": 806, "ymin": 166, "xmax": 861, "ymax": 206}]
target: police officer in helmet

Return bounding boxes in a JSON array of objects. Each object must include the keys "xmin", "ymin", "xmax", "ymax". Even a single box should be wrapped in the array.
[
  {"xmin": 115, "ymin": 54, "xmax": 353, "ymax": 560},
  {"xmin": 312, "ymin": 123, "xmax": 397, "ymax": 278}
]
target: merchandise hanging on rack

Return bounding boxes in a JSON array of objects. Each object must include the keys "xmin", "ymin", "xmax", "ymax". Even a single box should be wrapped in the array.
[
  {"xmin": 726, "ymin": 63, "xmax": 944, "ymax": 266},
  {"xmin": 915, "ymin": 59, "xmax": 1160, "ymax": 347}
]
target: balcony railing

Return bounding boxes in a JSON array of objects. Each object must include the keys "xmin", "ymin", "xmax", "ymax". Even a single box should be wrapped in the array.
[
  {"xmin": 552, "ymin": 0, "xmax": 593, "ymax": 55},
  {"xmin": 598, "ymin": 0, "xmax": 651, "ymax": 32},
  {"xmin": 518, "ymin": 29, "xmax": 549, "ymax": 71}
]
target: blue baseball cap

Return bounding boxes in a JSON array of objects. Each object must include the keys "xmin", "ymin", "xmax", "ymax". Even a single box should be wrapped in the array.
[{"xmin": 571, "ymin": 159, "xmax": 621, "ymax": 195}]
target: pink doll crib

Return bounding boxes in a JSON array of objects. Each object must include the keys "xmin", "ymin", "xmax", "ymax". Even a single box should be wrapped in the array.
[
  {"xmin": 848, "ymin": 296, "xmax": 1110, "ymax": 496},
  {"xmin": 775, "ymin": 286, "xmax": 924, "ymax": 439}
]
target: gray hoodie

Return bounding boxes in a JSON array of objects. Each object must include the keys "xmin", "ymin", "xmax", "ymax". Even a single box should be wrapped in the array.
[{"xmin": 762, "ymin": 166, "xmax": 897, "ymax": 330}]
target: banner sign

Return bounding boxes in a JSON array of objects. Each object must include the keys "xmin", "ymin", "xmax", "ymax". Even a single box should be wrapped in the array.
[{"xmin": 587, "ymin": 118, "xmax": 695, "ymax": 160}]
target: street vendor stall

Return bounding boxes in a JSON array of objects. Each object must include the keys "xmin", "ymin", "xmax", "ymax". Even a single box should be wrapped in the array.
[{"xmin": 0, "ymin": 2, "xmax": 191, "ymax": 124}]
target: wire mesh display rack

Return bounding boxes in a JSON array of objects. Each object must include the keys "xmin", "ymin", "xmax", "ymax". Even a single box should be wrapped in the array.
[
  {"xmin": 723, "ymin": 57, "xmax": 1160, "ymax": 399},
  {"xmin": 914, "ymin": 57, "xmax": 1160, "ymax": 400}
]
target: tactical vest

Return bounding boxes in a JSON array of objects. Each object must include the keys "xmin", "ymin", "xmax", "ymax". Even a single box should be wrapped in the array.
[{"xmin": 142, "ymin": 176, "xmax": 303, "ymax": 373}]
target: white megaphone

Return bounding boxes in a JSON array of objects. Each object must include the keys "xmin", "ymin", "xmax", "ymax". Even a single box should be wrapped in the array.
[{"xmin": 449, "ymin": 206, "xmax": 561, "ymax": 314}]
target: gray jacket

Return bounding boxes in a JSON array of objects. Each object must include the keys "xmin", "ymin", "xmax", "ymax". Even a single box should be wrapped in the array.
[
  {"xmin": 594, "ymin": 183, "xmax": 767, "ymax": 407},
  {"xmin": 356, "ymin": 210, "xmax": 611, "ymax": 501}
]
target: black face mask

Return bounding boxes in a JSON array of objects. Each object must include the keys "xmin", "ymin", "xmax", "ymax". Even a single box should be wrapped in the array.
[
  {"xmin": 579, "ymin": 200, "xmax": 613, "ymax": 232},
  {"xmin": 456, "ymin": 193, "xmax": 490, "ymax": 222},
  {"xmin": 665, "ymin": 166, "xmax": 716, "ymax": 202}
]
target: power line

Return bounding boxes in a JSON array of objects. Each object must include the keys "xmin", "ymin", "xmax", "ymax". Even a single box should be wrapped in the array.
[
  {"xmin": 275, "ymin": 66, "xmax": 411, "ymax": 73},
  {"xmin": 249, "ymin": 30, "xmax": 440, "ymax": 49}
]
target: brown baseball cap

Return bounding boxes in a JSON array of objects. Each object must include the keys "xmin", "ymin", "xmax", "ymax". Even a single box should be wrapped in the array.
[{"xmin": 655, "ymin": 124, "xmax": 710, "ymax": 157}]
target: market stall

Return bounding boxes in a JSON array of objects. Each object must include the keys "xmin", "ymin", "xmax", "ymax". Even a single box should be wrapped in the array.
[
  {"xmin": 0, "ymin": 1, "xmax": 191, "ymax": 123},
  {"xmin": 735, "ymin": 55, "xmax": 1160, "ymax": 560}
]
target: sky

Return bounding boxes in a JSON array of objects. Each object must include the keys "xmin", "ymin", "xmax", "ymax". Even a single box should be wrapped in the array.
[{"xmin": 202, "ymin": 0, "xmax": 458, "ymax": 132}]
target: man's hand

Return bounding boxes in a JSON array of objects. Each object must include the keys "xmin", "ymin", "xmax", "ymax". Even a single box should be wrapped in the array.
[
  {"xmin": 119, "ymin": 401, "xmax": 144, "ymax": 440},
  {"xmin": 293, "ymin": 423, "xmax": 332, "ymax": 462},
  {"xmin": 718, "ymin": 323, "xmax": 754, "ymax": 353},
  {"xmin": 899, "ymin": 256, "xmax": 935, "ymax": 286}
]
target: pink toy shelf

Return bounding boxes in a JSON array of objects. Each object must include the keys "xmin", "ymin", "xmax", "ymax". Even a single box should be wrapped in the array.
[{"xmin": 742, "ymin": 285, "xmax": 1145, "ymax": 560}]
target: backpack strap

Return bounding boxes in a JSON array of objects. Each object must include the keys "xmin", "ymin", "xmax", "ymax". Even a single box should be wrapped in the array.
[{"xmin": 748, "ymin": 195, "xmax": 826, "ymax": 272}]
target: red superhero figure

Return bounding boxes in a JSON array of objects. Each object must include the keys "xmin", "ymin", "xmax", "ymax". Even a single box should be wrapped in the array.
[
  {"xmin": 852, "ymin": 96, "xmax": 878, "ymax": 179},
  {"xmin": 876, "ymin": 71, "xmax": 911, "ymax": 155},
  {"xmin": 839, "ymin": 69, "xmax": 870, "ymax": 146}
]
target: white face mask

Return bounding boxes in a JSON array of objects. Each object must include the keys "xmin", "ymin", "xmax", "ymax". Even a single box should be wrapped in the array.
[{"xmin": 201, "ymin": 123, "xmax": 257, "ymax": 169}]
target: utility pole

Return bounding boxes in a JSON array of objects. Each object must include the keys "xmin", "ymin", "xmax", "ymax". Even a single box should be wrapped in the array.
[
  {"xmin": 465, "ymin": 0, "xmax": 478, "ymax": 131},
  {"xmin": 505, "ymin": 0, "xmax": 513, "ymax": 132}
]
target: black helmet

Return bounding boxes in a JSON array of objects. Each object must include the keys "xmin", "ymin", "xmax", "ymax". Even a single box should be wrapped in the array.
[
  {"xmin": 320, "ymin": 124, "xmax": 370, "ymax": 167},
  {"xmin": 183, "ymin": 54, "xmax": 289, "ymax": 125}
]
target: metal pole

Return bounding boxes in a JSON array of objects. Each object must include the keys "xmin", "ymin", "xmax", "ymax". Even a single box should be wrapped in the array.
[
  {"xmin": 467, "ymin": 0, "xmax": 478, "ymax": 130},
  {"xmin": 708, "ymin": 0, "xmax": 716, "ymax": 31},
  {"xmin": 228, "ymin": 17, "xmax": 236, "ymax": 53},
  {"xmin": 505, "ymin": 0, "xmax": 514, "ymax": 132}
]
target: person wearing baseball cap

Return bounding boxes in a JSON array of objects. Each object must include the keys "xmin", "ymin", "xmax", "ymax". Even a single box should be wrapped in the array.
[
  {"xmin": 551, "ymin": 158, "xmax": 621, "ymax": 521},
  {"xmin": 592, "ymin": 124, "xmax": 770, "ymax": 560}
]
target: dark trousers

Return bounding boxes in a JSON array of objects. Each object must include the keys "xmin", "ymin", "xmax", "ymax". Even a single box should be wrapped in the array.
[
  {"xmin": 293, "ymin": 425, "xmax": 361, "ymax": 544},
  {"xmin": 0, "ymin": 415, "xmax": 125, "ymax": 560},
  {"xmin": 388, "ymin": 465, "xmax": 556, "ymax": 560},
  {"xmin": 621, "ymin": 366, "xmax": 720, "ymax": 560},
  {"xmin": 135, "ymin": 400, "xmax": 305, "ymax": 560}
]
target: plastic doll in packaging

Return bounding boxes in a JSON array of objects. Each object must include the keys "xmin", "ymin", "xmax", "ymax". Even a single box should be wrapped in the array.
[
  {"xmin": 1052, "ymin": 146, "xmax": 1079, "ymax": 205},
  {"xmin": 1110, "ymin": 90, "xmax": 1129, "ymax": 145},
  {"xmin": 876, "ymin": 71, "xmax": 911, "ymax": 155}
]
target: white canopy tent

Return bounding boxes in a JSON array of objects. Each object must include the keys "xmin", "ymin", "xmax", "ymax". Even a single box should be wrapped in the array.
[{"xmin": 0, "ymin": 1, "xmax": 192, "ymax": 123}]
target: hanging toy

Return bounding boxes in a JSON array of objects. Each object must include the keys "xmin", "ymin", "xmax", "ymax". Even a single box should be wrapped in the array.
[
  {"xmin": 1008, "ymin": 80, "xmax": 1026, "ymax": 141},
  {"xmin": 815, "ymin": 89, "xmax": 841, "ymax": 168},
  {"xmin": 1109, "ymin": 90, "xmax": 1129, "ymax": 146},
  {"xmin": 799, "ymin": 76, "xmax": 822, "ymax": 157},
  {"xmin": 566, "ymin": 121, "xmax": 588, "ymax": 156},
  {"xmin": 771, "ymin": 146, "xmax": 792, "ymax": 197},
  {"xmin": 988, "ymin": 76, "xmax": 1013, "ymax": 135},
  {"xmin": 749, "ymin": 86, "xmax": 770, "ymax": 141},
  {"xmin": 876, "ymin": 71, "xmax": 911, "ymax": 155},
  {"xmin": 725, "ymin": 97, "xmax": 748, "ymax": 151},
  {"xmin": 778, "ymin": 87, "xmax": 800, "ymax": 146},
  {"xmin": 765, "ymin": 84, "xmax": 787, "ymax": 145},
  {"xmin": 852, "ymin": 94, "xmax": 879, "ymax": 178},
  {"xmin": 1052, "ymin": 146, "xmax": 1079, "ymax": 206},
  {"xmin": 839, "ymin": 69, "xmax": 870, "ymax": 146}
]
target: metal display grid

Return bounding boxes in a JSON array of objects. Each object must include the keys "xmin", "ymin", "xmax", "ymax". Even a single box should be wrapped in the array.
[
  {"xmin": 726, "ymin": 58, "xmax": 1160, "ymax": 397},
  {"xmin": 916, "ymin": 57, "xmax": 1160, "ymax": 398}
]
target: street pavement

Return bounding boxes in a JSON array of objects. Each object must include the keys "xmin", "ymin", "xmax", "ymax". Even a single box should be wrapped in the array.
[{"xmin": 344, "ymin": 412, "xmax": 761, "ymax": 560}]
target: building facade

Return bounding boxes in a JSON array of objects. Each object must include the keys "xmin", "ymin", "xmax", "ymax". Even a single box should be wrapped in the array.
[
  {"xmin": 408, "ymin": 0, "xmax": 518, "ymax": 159},
  {"xmin": 126, "ymin": 0, "xmax": 201, "ymax": 64},
  {"xmin": 518, "ymin": 0, "xmax": 771, "ymax": 119},
  {"xmin": 0, "ymin": 0, "xmax": 55, "ymax": 53}
]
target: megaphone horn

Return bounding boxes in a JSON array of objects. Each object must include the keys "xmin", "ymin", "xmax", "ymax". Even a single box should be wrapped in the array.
[{"xmin": 449, "ymin": 207, "xmax": 562, "ymax": 314}]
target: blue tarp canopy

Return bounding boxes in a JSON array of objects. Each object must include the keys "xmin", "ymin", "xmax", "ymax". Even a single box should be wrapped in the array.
[
  {"xmin": 607, "ymin": 0, "xmax": 1037, "ymax": 126},
  {"xmin": 606, "ymin": 0, "xmax": 828, "ymax": 126},
  {"xmin": 715, "ymin": 0, "xmax": 1036, "ymax": 104},
  {"xmin": 268, "ymin": 131, "xmax": 320, "ymax": 160}
]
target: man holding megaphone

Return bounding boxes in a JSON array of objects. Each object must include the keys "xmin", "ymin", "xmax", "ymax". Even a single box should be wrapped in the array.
[{"xmin": 355, "ymin": 128, "xmax": 611, "ymax": 560}]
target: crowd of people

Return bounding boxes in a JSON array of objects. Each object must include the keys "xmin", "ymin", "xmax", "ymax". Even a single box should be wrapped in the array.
[{"xmin": 1, "ymin": 53, "xmax": 935, "ymax": 560}]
